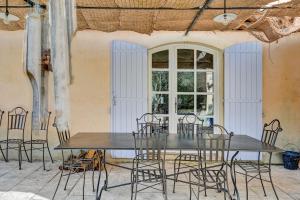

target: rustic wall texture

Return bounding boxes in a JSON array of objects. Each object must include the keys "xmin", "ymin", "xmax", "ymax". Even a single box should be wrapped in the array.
[{"xmin": 0, "ymin": 30, "xmax": 299, "ymax": 161}]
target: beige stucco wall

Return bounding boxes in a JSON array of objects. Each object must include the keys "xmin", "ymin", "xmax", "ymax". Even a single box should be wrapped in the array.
[{"xmin": 0, "ymin": 30, "xmax": 299, "ymax": 161}]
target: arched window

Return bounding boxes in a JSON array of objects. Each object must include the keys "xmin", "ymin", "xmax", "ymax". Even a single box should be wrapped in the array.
[{"xmin": 149, "ymin": 44, "xmax": 221, "ymax": 133}]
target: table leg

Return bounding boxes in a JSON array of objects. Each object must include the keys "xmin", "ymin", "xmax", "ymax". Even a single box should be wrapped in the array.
[
  {"xmin": 230, "ymin": 151, "xmax": 240, "ymax": 200},
  {"xmin": 96, "ymin": 150, "xmax": 109, "ymax": 200},
  {"xmin": 95, "ymin": 150, "xmax": 102, "ymax": 200}
]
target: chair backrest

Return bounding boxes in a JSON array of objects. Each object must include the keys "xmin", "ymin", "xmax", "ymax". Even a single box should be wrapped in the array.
[
  {"xmin": 53, "ymin": 118, "xmax": 70, "ymax": 145},
  {"xmin": 177, "ymin": 113, "xmax": 204, "ymax": 135},
  {"xmin": 0, "ymin": 110, "xmax": 4, "ymax": 126},
  {"xmin": 40, "ymin": 112, "xmax": 51, "ymax": 131},
  {"xmin": 197, "ymin": 133, "xmax": 233, "ymax": 167},
  {"xmin": 261, "ymin": 119, "xmax": 282, "ymax": 146},
  {"xmin": 201, "ymin": 124, "xmax": 231, "ymax": 135},
  {"xmin": 136, "ymin": 113, "xmax": 161, "ymax": 133},
  {"xmin": 7, "ymin": 107, "xmax": 28, "ymax": 130},
  {"xmin": 133, "ymin": 123, "xmax": 167, "ymax": 162}
]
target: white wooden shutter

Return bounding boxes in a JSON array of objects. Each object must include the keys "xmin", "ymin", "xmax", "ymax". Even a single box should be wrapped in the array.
[
  {"xmin": 111, "ymin": 40, "xmax": 148, "ymax": 158},
  {"xmin": 224, "ymin": 42, "xmax": 263, "ymax": 160}
]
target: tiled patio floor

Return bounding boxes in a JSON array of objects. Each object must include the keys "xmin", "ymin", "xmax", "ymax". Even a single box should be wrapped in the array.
[{"xmin": 0, "ymin": 161, "xmax": 299, "ymax": 200}]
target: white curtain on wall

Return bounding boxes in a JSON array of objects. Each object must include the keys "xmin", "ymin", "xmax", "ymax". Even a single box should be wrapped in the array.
[
  {"xmin": 111, "ymin": 40, "xmax": 148, "ymax": 158},
  {"xmin": 224, "ymin": 41, "xmax": 263, "ymax": 160}
]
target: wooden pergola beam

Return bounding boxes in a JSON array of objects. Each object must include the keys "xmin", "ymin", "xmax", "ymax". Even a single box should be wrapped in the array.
[{"xmin": 185, "ymin": 0, "xmax": 214, "ymax": 36}]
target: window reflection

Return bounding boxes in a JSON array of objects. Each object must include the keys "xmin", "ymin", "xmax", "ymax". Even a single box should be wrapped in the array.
[{"xmin": 152, "ymin": 50, "xmax": 169, "ymax": 69}]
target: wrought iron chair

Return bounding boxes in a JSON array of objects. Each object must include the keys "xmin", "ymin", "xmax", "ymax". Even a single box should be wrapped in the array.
[
  {"xmin": 136, "ymin": 113, "xmax": 162, "ymax": 132},
  {"xmin": 24, "ymin": 111, "xmax": 53, "ymax": 170},
  {"xmin": 0, "ymin": 109, "xmax": 6, "ymax": 161},
  {"xmin": 52, "ymin": 123, "xmax": 98, "ymax": 200},
  {"xmin": 131, "ymin": 123, "xmax": 168, "ymax": 200},
  {"xmin": 0, "ymin": 107, "xmax": 30, "ymax": 169},
  {"xmin": 188, "ymin": 132, "xmax": 234, "ymax": 200},
  {"xmin": 173, "ymin": 113, "xmax": 204, "ymax": 193},
  {"xmin": 233, "ymin": 119, "xmax": 283, "ymax": 200}
]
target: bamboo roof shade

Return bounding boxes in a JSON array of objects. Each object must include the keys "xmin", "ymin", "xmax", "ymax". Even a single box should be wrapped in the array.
[{"xmin": 0, "ymin": 0, "xmax": 299, "ymax": 35}]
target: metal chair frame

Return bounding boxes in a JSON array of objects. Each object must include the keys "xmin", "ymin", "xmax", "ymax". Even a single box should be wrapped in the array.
[
  {"xmin": 189, "ymin": 132, "xmax": 234, "ymax": 200},
  {"xmin": 233, "ymin": 119, "xmax": 283, "ymax": 200},
  {"xmin": 0, "ymin": 109, "xmax": 6, "ymax": 161},
  {"xmin": 136, "ymin": 113, "xmax": 162, "ymax": 132},
  {"xmin": 173, "ymin": 113, "xmax": 204, "ymax": 193},
  {"xmin": 131, "ymin": 123, "xmax": 168, "ymax": 200},
  {"xmin": 0, "ymin": 107, "xmax": 30, "ymax": 169},
  {"xmin": 52, "ymin": 125, "xmax": 100, "ymax": 200},
  {"xmin": 24, "ymin": 111, "xmax": 53, "ymax": 170}
]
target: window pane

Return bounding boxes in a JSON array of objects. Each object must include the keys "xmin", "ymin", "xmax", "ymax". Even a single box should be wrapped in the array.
[
  {"xmin": 197, "ymin": 72, "xmax": 213, "ymax": 92},
  {"xmin": 199, "ymin": 117, "xmax": 214, "ymax": 127},
  {"xmin": 177, "ymin": 72, "xmax": 194, "ymax": 92},
  {"xmin": 152, "ymin": 94, "xmax": 169, "ymax": 114},
  {"xmin": 152, "ymin": 50, "xmax": 168, "ymax": 69},
  {"xmin": 196, "ymin": 50, "xmax": 213, "ymax": 69},
  {"xmin": 178, "ymin": 95, "xmax": 194, "ymax": 115},
  {"xmin": 177, "ymin": 49, "xmax": 194, "ymax": 69},
  {"xmin": 152, "ymin": 71, "xmax": 168, "ymax": 91},
  {"xmin": 157, "ymin": 116, "xmax": 169, "ymax": 131},
  {"xmin": 197, "ymin": 95, "xmax": 213, "ymax": 115}
]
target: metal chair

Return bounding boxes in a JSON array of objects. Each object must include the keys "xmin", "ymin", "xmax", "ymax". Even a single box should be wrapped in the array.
[
  {"xmin": 0, "ymin": 109, "xmax": 6, "ymax": 161},
  {"xmin": 24, "ymin": 112, "xmax": 53, "ymax": 170},
  {"xmin": 173, "ymin": 113, "xmax": 204, "ymax": 193},
  {"xmin": 52, "ymin": 123, "xmax": 98, "ymax": 200},
  {"xmin": 233, "ymin": 119, "xmax": 283, "ymax": 200},
  {"xmin": 136, "ymin": 113, "xmax": 162, "ymax": 132},
  {"xmin": 188, "ymin": 132, "xmax": 234, "ymax": 200},
  {"xmin": 0, "ymin": 109, "xmax": 3, "ymax": 126},
  {"xmin": 131, "ymin": 123, "xmax": 168, "ymax": 200},
  {"xmin": 0, "ymin": 107, "xmax": 30, "ymax": 169}
]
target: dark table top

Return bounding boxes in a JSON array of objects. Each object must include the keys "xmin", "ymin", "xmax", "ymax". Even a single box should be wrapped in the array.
[{"xmin": 54, "ymin": 132, "xmax": 282, "ymax": 152}]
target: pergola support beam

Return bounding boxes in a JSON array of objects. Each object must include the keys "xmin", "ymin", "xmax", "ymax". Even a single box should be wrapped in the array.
[{"xmin": 185, "ymin": 0, "xmax": 214, "ymax": 36}]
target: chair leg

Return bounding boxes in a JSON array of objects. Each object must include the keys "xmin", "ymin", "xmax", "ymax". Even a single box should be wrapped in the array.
[
  {"xmin": 52, "ymin": 170, "xmax": 63, "ymax": 200},
  {"xmin": 92, "ymin": 163, "xmax": 95, "ymax": 192},
  {"xmin": 163, "ymin": 170, "xmax": 167, "ymax": 200},
  {"xmin": 42, "ymin": 144, "xmax": 45, "ymax": 170},
  {"xmin": 46, "ymin": 143, "xmax": 54, "ymax": 163},
  {"xmin": 130, "ymin": 170, "xmax": 134, "ymax": 200},
  {"xmin": 30, "ymin": 143, "xmax": 33, "ymax": 163},
  {"xmin": 64, "ymin": 169, "xmax": 72, "ymax": 190},
  {"xmin": 134, "ymin": 170, "xmax": 138, "ymax": 200},
  {"xmin": 22, "ymin": 143, "xmax": 30, "ymax": 162},
  {"xmin": 172, "ymin": 158, "xmax": 177, "ymax": 193},
  {"xmin": 173, "ymin": 157, "xmax": 181, "ymax": 193},
  {"xmin": 6, "ymin": 142, "xmax": 8, "ymax": 162},
  {"xmin": 269, "ymin": 171, "xmax": 279, "ymax": 200},
  {"xmin": 233, "ymin": 163, "xmax": 238, "ymax": 196},
  {"xmin": 83, "ymin": 168, "xmax": 86, "ymax": 200},
  {"xmin": 0, "ymin": 145, "xmax": 7, "ymax": 161},
  {"xmin": 245, "ymin": 173, "xmax": 249, "ymax": 200},
  {"xmin": 259, "ymin": 171, "xmax": 267, "ymax": 196},
  {"xmin": 18, "ymin": 144, "xmax": 22, "ymax": 170},
  {"xmin": 203, "ymin": 170, "xmax": 207, "ymax": 197}
]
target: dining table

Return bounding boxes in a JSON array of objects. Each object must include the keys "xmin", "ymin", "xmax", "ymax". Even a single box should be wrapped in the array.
[{"xmin": 55, "ymin": 132, "xmax": 282, "ymax": 200}]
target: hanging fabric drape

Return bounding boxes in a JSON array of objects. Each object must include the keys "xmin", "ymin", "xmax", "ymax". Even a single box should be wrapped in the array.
[
  {"xmin": 49, "ymin": 0, "xmax": 77, "ymax": 131},
  {"xmin": 40, "ymin": 11, "xmax": 50, "ymax": 124},
  {"xmin": 237, "ymin": 11, "xmax": 300, "ymax": 43},
  {"xmin": 24, "ymin": 6, "xmax": 42, "ymax": 130}
]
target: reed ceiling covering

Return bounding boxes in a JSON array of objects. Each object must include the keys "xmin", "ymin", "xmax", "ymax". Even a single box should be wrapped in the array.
[{"xmin": 0, "ymin": 0, "xmax": 299, "ymax": 35}]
